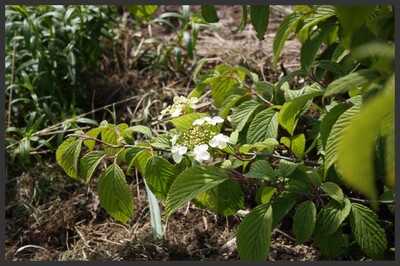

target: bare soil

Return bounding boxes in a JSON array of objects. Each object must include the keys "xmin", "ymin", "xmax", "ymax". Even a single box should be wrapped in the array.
[{"xmin": 4, "ymin": 5, "xmax": 376, "ymax": 261}]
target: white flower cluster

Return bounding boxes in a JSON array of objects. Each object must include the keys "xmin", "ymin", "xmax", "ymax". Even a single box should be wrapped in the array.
[
  {"xmin": 170, "ymin": 116, "xmax": 230, "ymax": 163},
  {"xmin": 159, "ymin": 96, "xmax": 198, "ymax": 120}
]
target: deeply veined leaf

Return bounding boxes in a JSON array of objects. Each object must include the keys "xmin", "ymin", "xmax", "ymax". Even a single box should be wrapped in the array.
[
  {"xmin": 124, "ymin": 125, "xmax": 152, "ymax": 139},
  {"xmin": 320, "ymin": 182, "xmax": 344, "ymax": 202},
  {"xmin": 128, "ymin": 149, "xmax": 151, "ymax": 176},
  {"xmin": 151, "ymin": 134, "xmax": 172, "ymax": 149},
  {"xmin": 101, "ymin": 123, "xmax": 128, "ymax": 154},
  {"xmin": 144, "ymin": 156, "xmax": 179, "ymax": 200},
  {"xmin": 169, "ymin": 113, "xmax": 207, "ymax": 131},
  {"xmin": 201, "ymin": 5, "xmax": 219, "ymax": 23},
  {"xmin": 210, "ymin": 64, "xmax": 246, "ymax": 107},
  {"xmin": 80, "ymin": 151, "xmax": 106, "ymax": 184},
  {"xmin": 97, "ymin": 164, "xmax": 134, "ymax": 224},
  {"xmin": 320, "ymin": 103, "xmax": 349, "ymax": 148},
  {"xmin": 280, "ymin": 133, "xmax": 305, "ymax": 159},
  {"xmin": 247, "ymin": 109, "xmax": 278, "ymax": 144},
  {"xmin": 232, "ymin": 6, "xmax": 248, "ymax": 34},
  {"xmin": 350, "ymin": 203, "xmax": 387, "ymax": 260},
  {"xmin": 273, "ymin": 12, "xmax": 303, "ymax": 64},
  {"xmin": 314, "ymin": 224, "xmax": 347, "ymax": 259},
  {"xmin": 318, "ymin": 198, "xmax": 351, "ymax": 235},
  {"xmin": 297, "ymin": 5, "xmax": 336, "ymax": 38},
  {"xmin": 278, "ymin": 91, "xmax": 324, "ymax": 135},
  {"xmin": 286, "ymin": 168, "xmax": 313, "ymax": 194},
  {"xmin": 293, "ymin": 201, "xmax": 316, "ymax": 244},
  {"xmin": 250, "ymin": 5, "xmax": 270, "ymax": 41},
  {"xmin": 245, "ymin": 160, "xmax": 275, "ymax": 181},
  {"xmin": 271, "ymin": 192, "xmax": 297, "ymax": 228},
  {"xmin": 237, "ymin": 204, "xmax": 273, "ymax": 260},
  {"xmin": 56, "ymin": 137, "xmax": 83, "ymax": 180},
  {"xmin": 219, "ymin": 94, "xmax": 243, "ymax": 119},
  {"xmin": 165, "ymin": 166, "xmax": 230, "ymax": 218},
  {"xmin": 193, "ymin": 179, "xmax": 244, "ymax": 216},
  {"xmin": 300, "ymin": 22, "xmax": 336, "ymax": 71},
  {"xmin": 83, "ymin": 127, "xmax": 105, "ymax": 151},
  {"xmin": 337, "ymin": 80, "xmax": 394, "ymax": 207},
  {"xmin": 313, "ymin": 60, "xmax": 346, "ymax": 77},
  {"xmin": 324, "ymin": 103, "xmax": 361, "ymax": 175},
  {"xmin": 324, "ymin": 69, "xmax": 382, "ymax": 98},
  {"xmin": 232, "ymin": 100, "xmax": 261, "ymax": 132},
  {"xmin": 277, "ymin": 159, "xmax": 298, "ymax": 177}
]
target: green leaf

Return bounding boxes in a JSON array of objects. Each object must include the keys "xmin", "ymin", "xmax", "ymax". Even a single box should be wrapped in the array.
[
  {"xmin": 293, "ymin": 201, "xmax": 316, "ymax": 244},
  {"xmin": 297, "ymin": 5, "xmax": 336, "ymax": 37},
  {"xmin": 193, "ymin": 179, "xmax": 244, "ymax": 216},
  {"xmin": 128, "ymin": 149, "xmax": 152, "ymax": 176},
  {"xmin": 314, "ymin": 225, "xmax": 347, "ymax": 259},
  {"xmin": 169, "ymin": 113, "xmax": 207, "ymax": 131},
  {"xmin": 210, "ymin": 64, "xmax": 246, "ymax": 107},
  {"xmin": 350, "ymin": 203, "xmax": 387, "ymax": 260},
  {"xmin": 143, "ymin": 178, "xmax": 163, "ymax": 241},
  {"xmin": 278, "ymin": 91, "xmax": 324, "ymax": 135},
  {"xmin": 324, "ymin": 69, "xmax": 382, "ymax": 98},
  {"xmin": 219, "ymin": 94, "xmax": 243, "ymax": 119},
  {"xmin": 97, "ymin": 164, "xmax": 134, "ymax": 224},
  {"xmin": 250, "ymin": 5, "xmax": 270, "ymax": 41},
  {"xmin": 144, "ymin": 157, "xmax": 179, "ymax": 200},
  {"xmin": 337, "ymin": 82, "xmax": 394, "ymax": 207},
  {"xmin": 313, "ymin": 60, "xmax": 346, "ymax": 77},
  {"xmin": 83, "ymin": 127, "xmax": 105, "ymax": 151},
  {"xmin": 232, "ymin": 6, "xmax": 248, "ymax": 34},
  {"xmin": 301, "ymin": 22, "xmax": 336, "ymax": 71},
  {"xmin": 320, "ymin": 182, "xmax": 344, "ymax": 203},
  {"xmin": 124, "ymin": 125, "xmax": 152, "ymax": 139},
  {"xmin": 80, "ymin": 151, "xmax": 106, "ymax": 184},
  {"xmin": 56, "ymin": 137, "xmax": 83, "ymax": 180},
  {"xmin": 280, "ymin": 133, "xmax": 305, "ymax": 159},
  {"xmin": 286, "ymin": 168, "xmax": 312, "ymax": 194},
  {"xmin": 125, "ymin": 5, "xmax": 158, "ymax": 21},
  {"xmin": 201, "ymin": 5, "xmax": 219, "ymax": 23},
  {"xmin": 245, "ymin": 160, "xmax": 275, "ymax": 181},
  {"xmin": 320, "ymin": 103, "xmax": 349, "ymax": 148},
  {"xmin": 151, "ymin": 134, "xmax": 172, "ymax": 149},
  {"xmin": 335, "ymin": 5, "xmax": 376, "ymax": 49},
  {"xmin": 271, "ymin": 192, "xmax": 297, "ymax": 228},
  {"xmin": 237, "ymin": 204, "xmax": 273, "ymax": 260},
  {"xmin": 273, "ymin": 12, "xmax": 303, "ymax": 64},
  {"xmin": 318, "ymin": 198, "xmax": 351, "ymax": 235},
  {"xmin": 256, "ymin": 186, "xmax": 276, "ymax": 205},
  {"xmin": 247, "ymin": 109, "xmax": 278, "ymax": 144},
  {"xmin": 165, "ymin": 166, "xmax": 230, "ymax": 218},
  {"xmin": 278, "ymin": 159, "xmax": 298, "ymax": 177},
  {"xmin": 324, "ymin": 103, "xmax": 361, "ymax": 175},
  {"xmin": 232, "ymin": 100, "xmax": 261, "ymax": 132}
]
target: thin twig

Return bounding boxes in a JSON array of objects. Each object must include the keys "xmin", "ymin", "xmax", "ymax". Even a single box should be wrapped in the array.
[{"xmin": 239, "ymin": 152, "xmax": 321, "ymax": 167}]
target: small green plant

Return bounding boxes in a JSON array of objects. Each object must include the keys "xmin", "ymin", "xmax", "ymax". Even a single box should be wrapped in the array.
[
  {"xmin": 5, "ymin": 5, "xmax": 118, "ymax": 166},
  {"xmin": 124, "ymin": 5, "xmax": 217, "ymax": 72},
  {"xmin": 56, "ymin": 5, "xmax": 394, "ymax": 261}
]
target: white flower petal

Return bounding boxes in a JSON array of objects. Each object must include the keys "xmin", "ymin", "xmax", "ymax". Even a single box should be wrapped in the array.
[
  {"xmin": 171, "ymin": 135, "xmax": 178, "ymax": 145},
  {"xmin": 193, "ymin": 118, "xmax": 205, "ymax": 125},
  {"xmin": 178, "ymin": 146, "xmax": 188, "ymax": 155},
  {"xmin": 212, "ymin": 116, "xmax": 224, "ymax": 124},
  {"xmin": 188, "ymin": 97, "xmax": 199, "ymax": 108},
  {"xmin": 173, "ymin": 153, "xmax": 183, "ymax": 163}
]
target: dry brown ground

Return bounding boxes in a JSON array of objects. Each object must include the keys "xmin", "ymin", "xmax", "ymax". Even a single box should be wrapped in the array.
[{"xmin": 5, "ymin": 5, "xmax": 371, "ymax": 261}]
